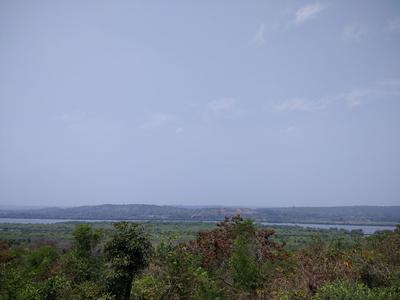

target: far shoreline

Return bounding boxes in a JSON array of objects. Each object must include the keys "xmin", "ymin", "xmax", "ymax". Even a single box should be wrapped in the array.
[{"xmin": 0, "ymin": 217, "xmax": 398, "ymax": 227}]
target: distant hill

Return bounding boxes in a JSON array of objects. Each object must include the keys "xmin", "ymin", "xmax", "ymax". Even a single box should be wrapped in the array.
[{"xmin": 0, "ymin": 204, "xmax": 399, "ymax": 225}]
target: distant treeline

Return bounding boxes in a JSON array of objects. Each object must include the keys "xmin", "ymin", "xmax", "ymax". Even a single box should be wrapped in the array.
[{"xmin": 1, "ymin": 204, "xmax": 400, "ymax": 224}]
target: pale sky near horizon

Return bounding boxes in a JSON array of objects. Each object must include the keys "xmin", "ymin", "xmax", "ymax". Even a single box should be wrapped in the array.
[{"xmin": 1, "ymin": 0, "xmax": 400, "ymax": 207}]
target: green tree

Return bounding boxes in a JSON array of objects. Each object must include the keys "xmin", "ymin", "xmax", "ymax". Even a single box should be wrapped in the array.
[
  {"xmin": 61, "ymin": 224, "xmax": 103, "ymax": 284},
  {"xmin": 72, "ymin": 224, "xmax": 101, "ymax": 257},
  {"xmin": 104, "ymin": 222, "xmax": 153, "ymax": 300},
  {"xmin": 313, "ymin": 280, "xmax": 400, "ymax": 300},
  {"xmin": 229, "ymin": 236, "xmax": 261, "ymax": 293},
  {"xmin": 27, "ymin": 245, "xmax": 58, "ymax": 279}
]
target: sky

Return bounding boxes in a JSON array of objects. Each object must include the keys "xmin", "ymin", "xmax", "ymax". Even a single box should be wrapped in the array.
[{"xmin": 1, "ymin": 0, "xmax": 400, "ymax": 207}]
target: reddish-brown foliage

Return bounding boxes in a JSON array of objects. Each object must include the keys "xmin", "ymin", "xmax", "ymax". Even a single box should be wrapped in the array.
[
  {"xmin": 271, "ymin": 244, "xmax": 359, "ymax": 297},
  {"xmin": 0, "ymin": 240, "xmax": 14, "ymax": 263},
  {"xmin": 186, "ymin": 215, "xmax": 284, "ymax": 269}
]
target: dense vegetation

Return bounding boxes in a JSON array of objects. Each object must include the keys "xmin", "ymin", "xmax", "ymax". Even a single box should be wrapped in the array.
[
  {"xmin": 1, "ymin": 204, "xmax": 400, "ymax": 224},
  {"xmin": 0, "ymin": 217, "xmax": 399, "ymax": 299},
  {"xmin": 0, "ymin": 221, "xmax": 365, "ymax": 251}
]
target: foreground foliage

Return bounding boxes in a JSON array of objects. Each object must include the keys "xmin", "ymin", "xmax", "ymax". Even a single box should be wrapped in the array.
[{"xmin": 0, "ymin": 217, "xmax": 399, "ymax": 299}]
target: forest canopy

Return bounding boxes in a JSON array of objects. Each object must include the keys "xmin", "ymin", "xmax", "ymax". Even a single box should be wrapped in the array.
[{"xmin": 1, "ymin": 216, "xmax": 400, "ymax": 299}]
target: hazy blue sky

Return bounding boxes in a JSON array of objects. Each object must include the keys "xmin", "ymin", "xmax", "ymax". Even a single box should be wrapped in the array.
[{"xmin": 1, "ymin": 0, "xmax": 400, "ymax": 207}]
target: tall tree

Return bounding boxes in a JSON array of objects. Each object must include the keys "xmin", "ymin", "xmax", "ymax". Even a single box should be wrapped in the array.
[
  {"xmin": 104, "ymin": 222, "xmax": 152, "ymax": 300},
  {"xmin": 72, "ymin": 224, "xmax": 101, "ymax": 257}
]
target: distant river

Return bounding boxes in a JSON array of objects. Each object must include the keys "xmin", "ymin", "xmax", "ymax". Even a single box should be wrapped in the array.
[
  {"xmin": 0, "ymin": 218, "xmax": 128, "ymax": 224},
  {"xmin": 261, "ymin": 222, "xmax": 396, "ymax": 235},
  {"xmin": 0, "ymin": 218, "xmax": 97, "ymax": 224},
  {"xmin": 0, "ymin": 218, "xmax": 396, "ymax": 235}
]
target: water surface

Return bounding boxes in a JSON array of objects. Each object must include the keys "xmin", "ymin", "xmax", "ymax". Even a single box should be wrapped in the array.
[
  {"xmin": 261, "ymin": 222, "xmax": 396, "ymax": 235},
  {"xmin": 0, "ymin": 218, "xmax": 396, "ymax": 235}
]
